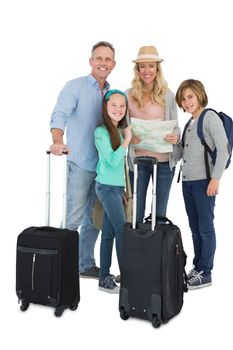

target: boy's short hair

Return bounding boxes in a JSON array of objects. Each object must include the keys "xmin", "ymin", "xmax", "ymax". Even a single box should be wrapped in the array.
[{"xmin": 175, "ymin": 79, "xmax": 208, "ymax": 111}]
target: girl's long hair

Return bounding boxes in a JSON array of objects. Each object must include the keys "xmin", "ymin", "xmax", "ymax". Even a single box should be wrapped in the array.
[
  {"xmin": 130, "ymin": 62, "xmax": 168, "ymax": 107},
  {"xmin": 102, "ymin": 95, "xmax": 128, "ymax": 151}
]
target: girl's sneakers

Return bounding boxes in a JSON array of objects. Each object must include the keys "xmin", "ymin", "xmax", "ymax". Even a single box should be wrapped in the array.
[{"xmin": 99, "ymin": 275, "xmax": 120, "ymax": 294}]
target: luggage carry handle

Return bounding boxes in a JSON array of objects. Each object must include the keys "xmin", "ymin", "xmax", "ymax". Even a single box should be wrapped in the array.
[
  {"xmin": 46, "ymin": 150, "xmax": 68, "ymax": 228},
  {"xmin": 132, "ymin": 156, "xmax": 158, "ymax": 231},
  {"xmin": 144, "ymin": 214, "xmax": 173, "ymax": 226}
]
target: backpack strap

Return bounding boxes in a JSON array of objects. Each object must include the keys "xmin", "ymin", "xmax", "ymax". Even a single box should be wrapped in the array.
[{"xmin": 197, "ymin": 108, "xmax": 218, "ymax": 181}]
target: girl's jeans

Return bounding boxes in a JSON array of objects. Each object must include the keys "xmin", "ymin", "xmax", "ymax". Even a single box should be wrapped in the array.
[{"xmin": 95, "ymin": 182, "xmax": 125, "ymax": 280}]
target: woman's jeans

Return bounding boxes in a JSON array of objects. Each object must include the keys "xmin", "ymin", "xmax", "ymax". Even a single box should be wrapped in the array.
[
  {"xmin": 66, "ymin": 161, "xmax": 99, "ymax": 273},
  {"xmin": 95, "ymin": 182, "xmax": 125, "ymax": 280},
  {"xmin": 129, "ymin": 161, "xmax": 175, "ymax": 223},
  {"xmin": 182, "ymin": 179, "xmax": 216, "ymax": 277}
]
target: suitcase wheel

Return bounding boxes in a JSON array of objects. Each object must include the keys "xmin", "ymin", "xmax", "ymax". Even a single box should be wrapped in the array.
[
  {"xmin": 152, "ymin": 314, "xmax": 161, "ymax": 328},
  {"xmin": 69, "ymin": 294, "xmax": 79, "ymax": 311},
  {"xmin": 120, "ymin": 307, "xmax": 129, "ymax": 321},
  {"xmin": 54, "ymin": 305, "xmax": 65, "ymax": 317},
  {"xmin": 69, "ymin": 303, "xmax": 78, "ymax": 311},
  {"xmin": 20, "ymin": 300, "xmax": 29, "ymax": 312}
]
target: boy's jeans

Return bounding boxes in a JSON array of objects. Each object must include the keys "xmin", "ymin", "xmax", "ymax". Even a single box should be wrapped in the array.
[{"xmin": 182, "ymin": 179, "xmax": 216, "ymax": 276}]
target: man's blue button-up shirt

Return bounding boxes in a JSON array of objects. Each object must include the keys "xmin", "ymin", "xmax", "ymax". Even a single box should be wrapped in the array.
[{"xmin": 50, "ymin": 74, "xmax": 109, "ymax": 172}]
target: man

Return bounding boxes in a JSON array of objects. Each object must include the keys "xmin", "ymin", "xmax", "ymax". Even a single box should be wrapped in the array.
[{"xmin": 50, "ymin": 41, "xmax": 116, "ymax": 278}]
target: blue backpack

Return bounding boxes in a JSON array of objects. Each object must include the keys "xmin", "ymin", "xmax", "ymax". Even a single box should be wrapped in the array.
[{"xmin": 182, "ymin": 108, "xmax": 233, "ymax": 180}]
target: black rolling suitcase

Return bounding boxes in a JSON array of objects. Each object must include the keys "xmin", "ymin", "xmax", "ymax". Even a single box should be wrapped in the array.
[
  {"xmin": 16, "ymin": 151, "xmax": 80, "ymax": 317},
  {"xmin": 119, "ymin": 156, "xmax": 187, "ymax": 328}
]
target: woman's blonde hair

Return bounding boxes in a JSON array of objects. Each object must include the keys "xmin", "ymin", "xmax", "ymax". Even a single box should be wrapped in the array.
[{"xmin": 130, "ymin": 62, "xmax": 168, "ymax": 108}]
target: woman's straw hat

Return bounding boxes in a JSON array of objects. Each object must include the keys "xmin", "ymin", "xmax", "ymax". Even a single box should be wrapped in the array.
[{"xmin": 132, "ymin": 46, "xmax": 163, "ymax": 63}]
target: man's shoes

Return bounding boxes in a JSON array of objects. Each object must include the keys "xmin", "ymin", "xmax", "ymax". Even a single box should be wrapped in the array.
[
  {"xmin": 115, "ymin": 275, "xmax": 121, "ymax": 283},
  {"xmin": 187, "ymin": 271, "xmax": 212, "ymax": 290},
  {"xmin": 99, "ymin": 276, "xmax": 120, "ymax": 294},
  {"xmin": 80, "ymin": 265, "xmax": 100, "ymax": 279}
]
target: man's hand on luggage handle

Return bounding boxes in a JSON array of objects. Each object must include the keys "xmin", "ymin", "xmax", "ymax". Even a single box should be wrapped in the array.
[{"xmin": 50, "ymin": 143, "xmax": 70, "ymax": 155}]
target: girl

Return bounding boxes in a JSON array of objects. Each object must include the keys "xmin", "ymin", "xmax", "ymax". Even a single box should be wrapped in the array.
[
  {"xmin": 126, "ymin": 45, "xmax": 180, "ymax": 223},
  {"xmin": 94, "ymin": 89, "xmax": 132, "ymax": 293},
  {"xmin": 175, "ymin": 79, "xmax": 229, "ymax": 289}
]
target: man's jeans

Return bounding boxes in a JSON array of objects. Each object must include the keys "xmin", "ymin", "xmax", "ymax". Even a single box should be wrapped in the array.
[
  {"xmin": 182, "ymin": 179, "xmax": 216, "ymax": 276},
  {"xmin": 129, "ymin": 161, "xmax": 175, "ymax": 222},
  {"xmin": 95, "ymin": 182, "xmax": 125, "ymax": 280},
  {"xmin": 66, "ymin": 161, "xmax": 99, "ymax": 273}
]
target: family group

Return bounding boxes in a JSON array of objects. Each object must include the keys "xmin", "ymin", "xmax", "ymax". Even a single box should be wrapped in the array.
[{"xmin": 50, "ymin": 41, "xmax": 230, "ymax": 294}]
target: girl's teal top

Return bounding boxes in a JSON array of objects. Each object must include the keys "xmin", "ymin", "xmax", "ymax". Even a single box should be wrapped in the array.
[{"xmin": 94, "ymin": 125, "xmax": 126, "ymax": 186}]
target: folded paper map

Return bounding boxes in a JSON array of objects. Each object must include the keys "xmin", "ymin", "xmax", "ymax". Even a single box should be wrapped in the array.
[{"xmin": 131, "ymin": 118, "xmax": 177, "ymax": 153}]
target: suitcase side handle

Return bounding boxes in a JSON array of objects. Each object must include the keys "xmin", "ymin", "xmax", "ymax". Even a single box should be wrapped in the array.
[{"xmin": 46, "ymin": 150, "xmax": 68, "ymax": 228}]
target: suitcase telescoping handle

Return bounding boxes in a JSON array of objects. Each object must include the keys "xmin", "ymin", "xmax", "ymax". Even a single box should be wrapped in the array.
[
  {"xmin": 46, "ymin": 150, "xmax": 68, "ymax": 228},
  {"xmin": 132, "ymin": 156, "xmax": 158, "ymax": 230}
]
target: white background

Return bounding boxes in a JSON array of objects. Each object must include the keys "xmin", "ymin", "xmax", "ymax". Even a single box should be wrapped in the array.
[{"xmin": 1, "ymin": 0, "xmax": 232, "ymax": 348}]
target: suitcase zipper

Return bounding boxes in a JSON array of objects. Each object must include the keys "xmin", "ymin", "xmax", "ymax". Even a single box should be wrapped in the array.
[
  {"xmin": 32, "ymin": 253, "xmax": 36, "ymax": 290},
  {"xmin": 175, "ymin": 243, "xmax": 179, "ymax": 300},
  {"xmin": 17, "ymin": 246, "xmax": 58, "ymax": 292},
  {"xmin": 17, "ymin": 246, "xmax": 58, "ymax": 255}
]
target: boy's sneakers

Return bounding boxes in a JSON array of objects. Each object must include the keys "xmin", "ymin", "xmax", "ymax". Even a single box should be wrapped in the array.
[
  {"xmin": 80, "ymin": 265, "xmax": 100, "ymax": 279},
  {"xmin": 187, "ymin": 268, "xmax": 198, "ymax": 280},
  {"xmin": 99, "ymin": 276, "xmax": 120, "ymax": 294},
  {"xmin": 187, "ymin": 271, "xmax": 212, "ymax": 290}
]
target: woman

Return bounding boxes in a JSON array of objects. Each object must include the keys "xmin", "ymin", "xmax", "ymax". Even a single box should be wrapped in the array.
[{"xmin": 127, "ymin": 45, "xmax": 180, "ymax": 222}]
